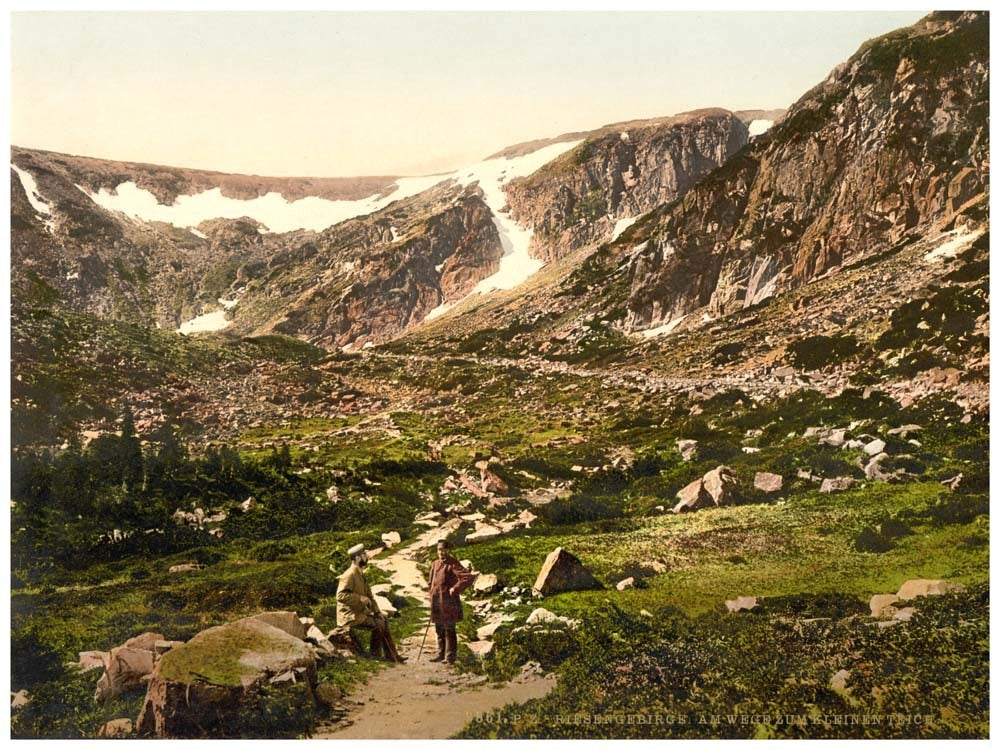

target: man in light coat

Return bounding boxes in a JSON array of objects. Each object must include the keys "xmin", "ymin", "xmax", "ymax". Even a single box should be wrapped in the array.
[{"xmin": 336, "ymin": 543, "xmax": 406, "ymax": 662}]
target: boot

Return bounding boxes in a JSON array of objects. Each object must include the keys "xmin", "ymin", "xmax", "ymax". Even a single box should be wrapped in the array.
[
  {"xmin": 429, "ymin": 634, "xmax": 446, "ymax": 663},
  {"xmin": 369, "ymin": 629, "xmax": 386, "ymax": 660},
  {"xmin": 382, "ymin": 629, "xmax": 407, "ymax": 663},
  {"xmin": 445, "ymin": 629, "xmax": 458, "ymax": 664}
]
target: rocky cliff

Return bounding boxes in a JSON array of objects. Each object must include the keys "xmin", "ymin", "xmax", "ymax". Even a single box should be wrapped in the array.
[
  {"xmin": 623, "ymin": 11, "xmax": 988, "ymax": 331},
  {"xmin": 502, "ymin": 109, "xmax": 750, "ymax": 262},
  {"xmin": 248, "ymin": 183, "xmax": 503, "ymax": 348}
]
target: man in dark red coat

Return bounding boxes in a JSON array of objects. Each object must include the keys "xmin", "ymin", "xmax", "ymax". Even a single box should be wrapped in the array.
[{"xmin": 428, "ymin": 539, "xmax": 475, "ymax": 663}]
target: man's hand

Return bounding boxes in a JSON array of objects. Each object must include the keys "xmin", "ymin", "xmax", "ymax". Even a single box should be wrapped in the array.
[{"xmin": 448, "ymin": 587, "xmax": 457, "ymax": 596}]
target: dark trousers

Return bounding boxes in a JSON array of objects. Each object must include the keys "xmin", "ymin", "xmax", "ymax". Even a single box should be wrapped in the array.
[{"xmin": 434, "ymin": 623, "xmax": 458, "ymax": 662}]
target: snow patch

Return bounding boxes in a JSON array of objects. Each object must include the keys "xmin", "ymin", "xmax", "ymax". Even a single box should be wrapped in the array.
[
  {"xmin": 390, "ymin": 225, "xmax": 401, "ymax": 241},
  {"xmin": 190, "ymin": 228, "xmax": 207, "ymax": 239},
  {"xmin": 924, "ymin": 226, "xmax": 984, "ymax": 262},
  {"xmin": 420, "ymin": 139, "xmax": 582, "ymax": 323},
  {"xmin": 434, "ymin": 262, "xmax": 446, "ymax": 273},
  {"xmin": 80, "ymin": 172, "xmax": 450, "ymax": 234},
  {"xmin": 340, "ymin": 260, "xmax": 356, "ymax": 273},
  {"xmin": 12, "ymin": 163, "xmax": 56, "ymax": 232},
  {"xmin": 641, "ymin": 315, "xmax": 687, "ymax": 339},
  {"xmin": 620, "ymin": 131, "xmax": 630, "ymax": 142},
  {"xmin": 611, "ymin": 216, "xmax": 637, "ymax": 241},
  {"xmin": 177, "ymin": 310, "xmax": 231, "ymax": 334},
  {"xmin": 217, "ymin": 297, "xmax": 239, "ymax": 310},
  {"xmin": 424, "ymin": 301, "xmax": 456, "ymax": 321},
  {"xmin": 748, "ymin": 119, "xmax": 774, "ymax": 137}
]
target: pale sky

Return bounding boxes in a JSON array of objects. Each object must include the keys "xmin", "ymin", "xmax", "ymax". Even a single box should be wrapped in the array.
[{"xmin": 11, "ymin": 11, "xmax": 928, "ymax": 177}]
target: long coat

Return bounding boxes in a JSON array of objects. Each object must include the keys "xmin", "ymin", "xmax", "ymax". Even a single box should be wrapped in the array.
[
  {"xmin": 428, "ymin": 556, "xmax": 475, "ymax": 625},
  {"xmin": 336, "ymin": 562, "xmax": 381, "ymax": 628}
]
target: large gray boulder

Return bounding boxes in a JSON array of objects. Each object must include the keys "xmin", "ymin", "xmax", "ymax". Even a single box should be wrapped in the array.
[
  {"xmin": 136, "ymin": 617, "xmax": 316, "ymax": 737},
  {"xmin": 532, "ymin": 548, "xmax": 601, "ymax": 596}
]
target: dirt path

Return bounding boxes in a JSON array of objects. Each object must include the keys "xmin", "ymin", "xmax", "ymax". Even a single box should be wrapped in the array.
[{"xmin": 316, "ymin": 529, "xmax": 556, "ymax": 739}]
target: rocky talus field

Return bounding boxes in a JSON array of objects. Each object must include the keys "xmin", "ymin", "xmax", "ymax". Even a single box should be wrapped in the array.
[{"xmin": 9, "ymin": 11, "xmax": 988, "ymax": 739}]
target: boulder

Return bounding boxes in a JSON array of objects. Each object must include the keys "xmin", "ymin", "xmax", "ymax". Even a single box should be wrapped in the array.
[
  {"xmin": 869, "ymin": 594, "xmax": 900, "ymax": 617},
  {"xmin": 125, "ymin": 632, "xmax": 165, "ymax": 652},
  {"xmin": 754, "ymin": 471, "xmax": 783, "ymax": 494},
  {"xmin": 703, "ymin": 466, "xmax": 739, "ymax": 505},
  {"xmin": 98, "ymin": 718, "xmax": 133, "ymax": 738},
  {"xmin": 896, "ymin": 579, "xmax": 965, "ymax": 600},
  {"xmin": 305, "ymin": 625, "xmax": 337, "ymax": 655},
  {"xmin": 381, "ymin": 531, "xmax": 401, "ymax": 548},
  {"xmin": 862, "ymin": 439, "xmax": 887, "ymax": 457},
  {"xmin": 11, "ymin": 689, "xmax": 30, "ymax": 711},
  {"xmin": 726, "ymin": 596, "xmax": 759, "ymax": 613},
  {"xmin": 525, "ymin": 608, "xmax": 580, "ymax": 628},
  {"xmin": 829, "ymin": 669, "xmax": 852, "ymax": 697},
  {"xmin": 819, "ymin": 477, "xmax": 856, "ymax": 493},
  {"xmin": 466, "ymin": 641, "xmax": 495, "ymax": 659},
  {"xmin": 887, "ymin": 424, "xmax": 922, "ymax": 438},
  {"xmin": 821, "ymin": 429, "xmax": 848, "ymax": 447},
  {"xmin": 676, "ymin": 439, "xmax": 698, "ymax": 461},
  {"xmin": 616, "ymin": 577, "xmax": 636, "ymax": 591},
  {"xmin": 78, "ymin": 650, "xmax": 109, "ymax": 672},
  {"xmin": 672, "ymin": 477, "xmax": 712, "ymax": 513},
  {"xmin": 460, "ymin": 512, "xmax": 486, "ymax": 522},
  {"xmin": 532, "ymin": 548, "xmax": 601, "ymax": 596},
  {"xmin": 168, "ymin": 563, "xmax": 202, "ymax": 574},
  {"xmin": 95, "ymin": 646, "xmax": 156, "ymax": 703},
  {"xmin": 465, "ymin": 522, "xmax": 504, "ymax": 544},
  {"xmin": 314, "ymin": 682, "xmax": 343, "ymax": 708},
  {"xmin": 473, "ymin": 573, "xmax": 502, "ymax": 595},
  {"xmin": 480, "ymin": 467, "xmax": 510, "ymax": 496},
  {"xmin": 136, "ymin": 617, "xmax": 317, "ymax": 737},
  {"xmin": 941, "ymin": 473, "xmax": 964, "ymax": 491},
  {"xmin": 373, "ymin": 594, "xmax": 397, "ymax": 616},
  {"xmin": 252, "ymin": 611, "xmax": 307, "ymax": 641}
]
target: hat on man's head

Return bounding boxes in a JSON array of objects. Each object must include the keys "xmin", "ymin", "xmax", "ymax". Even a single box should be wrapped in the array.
[{"xmin": 347, "ymin": 543, "xmax": 366, "ymax": 557}]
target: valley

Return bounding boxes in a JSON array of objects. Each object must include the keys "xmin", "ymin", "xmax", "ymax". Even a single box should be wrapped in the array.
[{"xmin": 8, "ymin": 10, "xmax": 989, "ymax": 740}]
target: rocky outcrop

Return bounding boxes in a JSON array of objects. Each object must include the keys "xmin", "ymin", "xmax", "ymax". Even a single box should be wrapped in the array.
[
  {"xmin": 624, "ymin": 12, "xmax": 988, "ymax": 332},
  {"xmin": 504, "ymin": 109, "xmax": 749, "ymax": 262}
]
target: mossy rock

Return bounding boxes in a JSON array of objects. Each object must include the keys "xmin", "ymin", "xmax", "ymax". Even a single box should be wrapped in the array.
[{"xmin": 156, "ymin": 617, "xmax": 314, "ymax": 687}]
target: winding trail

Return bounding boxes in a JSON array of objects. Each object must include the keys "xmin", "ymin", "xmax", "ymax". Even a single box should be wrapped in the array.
[{"xmin": 316, "ymin": 527, "xmax": 555, "ymax": 739}]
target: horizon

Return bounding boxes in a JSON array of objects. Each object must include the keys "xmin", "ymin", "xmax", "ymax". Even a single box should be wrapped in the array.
[{"xmin": 12, "ymin": 11, "xmax": 926, "ymax": 178}]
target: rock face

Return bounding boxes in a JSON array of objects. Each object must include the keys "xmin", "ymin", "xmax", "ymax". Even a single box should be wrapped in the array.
[
  {"xmin": 624, "ymin": 12, "xmax": 988, "ymax": 332},
  {"xmin": 532, "ymin": 548, "xmax": 601, "ymax": 596},
  {"xmin": 504, "ymin": 109, "xmax": 749, "ymax": 262},
  {"xmin": 136, "ymin": 617, "xmax": 317, "ymax": 737}
]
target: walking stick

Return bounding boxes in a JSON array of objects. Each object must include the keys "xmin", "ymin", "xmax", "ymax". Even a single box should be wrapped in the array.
[
  {"xmin": 416, "ymin": 565, "xmax": 435, "ymax": 662},
  {"xmin": 416, "ymin": 617, "xmax": 432, "ymax": 662}
]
